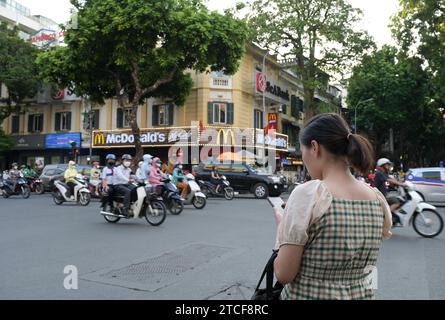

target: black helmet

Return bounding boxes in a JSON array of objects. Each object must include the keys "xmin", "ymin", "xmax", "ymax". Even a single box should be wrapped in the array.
[{"xmin": 122, "ymin": 154, "xmax": 132, "ymax": 160}]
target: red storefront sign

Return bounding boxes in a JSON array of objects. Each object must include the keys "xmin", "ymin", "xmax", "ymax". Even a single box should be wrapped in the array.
[{"xmin": 256, "ymin": 71, "xmax": 266, "ymax": 93}]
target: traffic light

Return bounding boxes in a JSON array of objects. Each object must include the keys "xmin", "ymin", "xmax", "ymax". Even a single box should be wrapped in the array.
[{"xmin": 442, "ymin": 112, "xmax": 445, "ymax": 126}]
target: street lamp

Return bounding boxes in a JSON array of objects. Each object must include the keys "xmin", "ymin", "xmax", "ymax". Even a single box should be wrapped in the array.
[{"xmin": 354, "ymin": 98, "xmax": 374, "ymax": 133}]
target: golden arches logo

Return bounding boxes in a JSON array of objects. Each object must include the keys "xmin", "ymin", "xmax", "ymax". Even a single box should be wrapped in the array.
[
  {"xmin": 94, "ymin": 132, "xmax": 105, "ymax": 145},
  {"xmin": 268, "ymin": 113, "xmax": 277, "ymax": 121},
  {"xmin": 217, "ymin": 129, "xmax": 235, "ymax": 145}
]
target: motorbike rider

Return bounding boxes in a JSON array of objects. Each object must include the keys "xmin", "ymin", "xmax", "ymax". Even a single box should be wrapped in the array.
[
  {"xmin": 172, "ymin": 163, "xmax": 188, "ymax": 198},
  {"xmin": 149, "ymin": 157, "xmax": 164, "ymax": 190},
  {"xmin": 89, "ymin": 161, "xmax": 101, "ymax": 194},
  {"xmin": 64, "ymin": 161, "xmax": 79, "ymax": 199},
  {"xmin": 135, "ymin": 161, "xmax": 145, "ymax": 181},
  {"xmin": 113, "ymin": 154, "xmax": 136, "ymax": 217},
  {"xmin": 23, "ymin": 164, "xmax": 37, "ymax": 178},
  {"xmin": 375, "ymin": 158, "xmax": 407, "ymax": 224},
  {"xmin": 140, "ymin": 154, "xmax": 153, "ymax": 183},
  {"xmin": 101, "ymin": 154, "xmax": 116, "ymax": 212},
  {"xmin": 210, "ymin": 165, "xmax": 224, "ymax": 193},
  {"xmin": 8, "ymin": 163, "xmax": 21, "ymax": 192}
]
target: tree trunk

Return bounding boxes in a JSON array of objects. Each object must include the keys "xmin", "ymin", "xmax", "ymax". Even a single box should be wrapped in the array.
[
  {"xmin": 303, "ymin": 87, "xmax": 315, "ymax": 123},
  {"xmin": 130, "ymin": 104, "xmax": 143, "ymax": 165}
]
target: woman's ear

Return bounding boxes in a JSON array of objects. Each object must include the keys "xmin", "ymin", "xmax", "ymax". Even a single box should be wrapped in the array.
[{"xmin": 311, "ymin": 140, "xmax": 319, "ymax": 156}]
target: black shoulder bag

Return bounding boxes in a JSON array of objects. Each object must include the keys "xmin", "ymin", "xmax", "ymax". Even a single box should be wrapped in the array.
[{"xmin": 251, "ymin": 250, "xmax": 284, "ymax": 300}]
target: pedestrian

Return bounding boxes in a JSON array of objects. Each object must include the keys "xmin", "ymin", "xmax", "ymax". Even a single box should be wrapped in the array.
[{"xmin": 272, "ymin": 113, "xmax": 392, "ymax": 300}]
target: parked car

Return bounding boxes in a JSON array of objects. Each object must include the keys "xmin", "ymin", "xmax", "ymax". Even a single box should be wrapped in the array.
[
  {"xmin": 405, "ymin": 167, "xmax": 445, "ymax": 204},
  {"xmin": 194, "ymin": 162, "xmax": 285, "ymax": 198},
  {"xmin": 40, "ymin": 164, "xmax": 93, "ymax": 192}
]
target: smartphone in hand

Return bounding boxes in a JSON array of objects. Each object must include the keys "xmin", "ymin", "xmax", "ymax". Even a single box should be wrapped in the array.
[{"xmin": 267, "ymin": 196, "xmax": 285, "ymax": 215}]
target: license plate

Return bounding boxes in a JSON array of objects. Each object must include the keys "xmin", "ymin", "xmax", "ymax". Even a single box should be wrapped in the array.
[
  {"xmin": 234, "ymin": 192, "xmax": 239, "ymax": 195},
  {"xmin": 284, "ymin": 185, "xmax": 288, "ymax": 188}
]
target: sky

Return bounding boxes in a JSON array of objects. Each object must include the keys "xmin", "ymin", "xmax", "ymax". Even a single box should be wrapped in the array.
[{"xmin": 18, "ymin": 0, "xmax": 400, "ymax": 47}]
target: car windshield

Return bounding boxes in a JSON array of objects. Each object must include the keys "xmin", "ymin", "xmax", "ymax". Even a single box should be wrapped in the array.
[{"xmin": 247, "ymin": 164, "xmax": 271, "ymax": 174}]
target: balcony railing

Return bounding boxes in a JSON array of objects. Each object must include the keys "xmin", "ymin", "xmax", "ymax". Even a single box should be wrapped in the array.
[{"xmin": 210, "ymin": 76, "xmax": 232, "ymax": 89}]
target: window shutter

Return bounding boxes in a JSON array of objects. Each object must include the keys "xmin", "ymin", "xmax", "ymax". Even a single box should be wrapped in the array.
[
  {"xmin": 152, "ymin": 105, "xmax": 159, "ymax": 126},
  {"xmin": 66, "ymin": 112, "xmax": 72, "ymax": 131},
  {"xmin": 12, "ymin": 116, "xmax": 19, "ymax": 133},
  {"xmin": 227, "ymin": 103, "xmax": 234, "ymax": 125},
  {"xmin": 207, "ymin": 102, "xmax": 213, "ymax": 124},
  {"xmin": 93, "ymin": 110, "xmax": 100, "ymax": 129},
  {"xmin": 38, "ymin": 114, "xmax": 43, "ymax": 132},
  {"xmin": 168, "ymin": 104, "xmax": 174, "ymax": 125},
  {"xmin": 117, "ymin": 108, "xmax": 123, "ymax": 128},
  {"xmin": 55, "ymin": 113, "xmax": 61, "ymax": 131},
  {"xmin": 298, "ymin": 98, "xmax": 304, "ymax": 112},
  {"xmin": 28, "ymin": 114, "xmax": 33, "ymax": 133},
  {"xmin": 282, "ymin": 105, "xmax": 287, "ymax": 115}
]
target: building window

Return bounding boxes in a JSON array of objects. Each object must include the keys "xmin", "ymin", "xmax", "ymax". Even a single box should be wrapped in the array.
[
  {"xmin": 207, "ymin": 102, "xmax": 233, "ymax": 125},
  {"xmin": 152, "ymin": 104, "xmax": 174, "ymax": 126},
  {"xmin": 28, "ymin": 114, "xmax": 43, "ymax": 133},
  {"xmin": 11, "ymin": 115, "xmax": 20, "ymax": 133},
  {"xmin": 117, "ymin": 108, "xmax": 132, "ymax": 128},
  {"xmin": 55, "ymin": 112, "xmax": 72, "ymax": 131},
  {"xmin": 254, "ymin": 110, "xmax": 264, "ymax": 129},
  {"xmin": 214, "ymin": 103, "xmax": 226, "ymax": 124}
]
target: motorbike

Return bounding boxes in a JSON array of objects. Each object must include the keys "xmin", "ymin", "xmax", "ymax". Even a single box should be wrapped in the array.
[
  {"xmin": 84, "ymin": 176, "xmax": 103, "ymax": 198},
  {"xmin": 198, "ymin": 175, "xmax": 235, "ymax": 200},
  {"xmin": 156, "ymin": 174, "xmax": 184, "ymax": 215},
  {"xmin": 101, "ymin": 182, "xmax": 167, "ymax": 226},
  {"xmin": 0, "ymin": 174, "xmax": 31, "ymax": 199},
  {"xmin": 392, "ymin": 181, "xmax": 443, "ymax": 238},
  {"xmin": 181, "ymin": 173, "xmax": 207, "ymax": 209},
  {"xmin": 25, "ymin": 175, "xmax": 45, "ymax": 194},
  {"xmin": 52, "ymin": 174, "xmax": 91, "ymax": 206}
]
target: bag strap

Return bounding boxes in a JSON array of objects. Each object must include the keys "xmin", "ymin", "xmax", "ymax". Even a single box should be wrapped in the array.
[{"xmin": 254, "ymin": 250, "xmax": 279, "ymax": 298}]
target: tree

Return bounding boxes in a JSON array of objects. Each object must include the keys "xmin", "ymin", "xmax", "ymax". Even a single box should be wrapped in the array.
[
  {"xmin": 0, "ymin": 23, "xmax": 40, "ymax": 128},
  {"xmin": 392, "ymin": 0, "xmax": 445, "ymax": 107},
  {"xmin": 245, "ymin": 0, "xmax": 375, "ymax": 120},
  {"xmin": 347, "ymin": 46, "xmax": 445, "ymax": 167},
  {"xmin": 0, "ymin": 129, "xmax": 14, "ymax": 154},
  {"xmin": 37, "ymin": 0, "xmax": 249, "ymax": 161}
]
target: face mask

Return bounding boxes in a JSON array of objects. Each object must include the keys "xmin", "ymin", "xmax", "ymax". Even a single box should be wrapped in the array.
[
  {"xmin": 13, "ymin": 166, "xmax": 18, "ymax": 170},
  {"xmin": 123, "ymin": 161, "xmax": 131, "ymax": 168},
  {"xmin": 107, "ymin": 161, "xmax": 115, "ymax": 167},
  {"xmin": 178, "ymin": 166, "xmax": 183, "ymax": 170}
]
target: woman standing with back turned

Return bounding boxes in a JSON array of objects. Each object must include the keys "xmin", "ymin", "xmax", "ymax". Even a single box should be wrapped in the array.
[{"xmin": 273, "ymin": 113, "xmax": 392, "ymax": 300}]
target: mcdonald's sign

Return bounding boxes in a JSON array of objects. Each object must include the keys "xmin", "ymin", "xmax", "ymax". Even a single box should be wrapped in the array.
[
  {"xmin": 94, "ymin": 132, "xmax": 106, "ymax": 145},
  {"xmin": 217, "ymin": 128, "xmax": 236, "ymax": 145}
]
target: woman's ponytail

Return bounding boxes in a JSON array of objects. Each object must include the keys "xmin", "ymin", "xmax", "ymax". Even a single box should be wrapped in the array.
[{"xmin": 346, "ymin": 133, "xmax": 375, "ymax": 175}]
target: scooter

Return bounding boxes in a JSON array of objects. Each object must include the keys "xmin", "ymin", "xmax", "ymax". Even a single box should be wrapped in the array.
[
  {"xmin": 0, "ymin": 174, "xmax": 31, "ymax": 199},
  {"xmin": 101, "ymin": 182, "xmax": 167, "ymax": 226},
  {"xmin": 25, "ymin": 175, "xmax": 45, "ymax": 194},
  {"xmin": 52, "ymin": 174, "xmax": 91, "ymax": 206},
  {"xmin": 198, "ymin": 175, "xmax": 234, "ymax": 200},
  {"xmin": 181, "ymin": 173, "xmax": 207, "ymax": 209},
  {"xmin": 84, "ymin": 176, "xmax": 102, "ymax": 198},
  {"xmin": 392, "ymin": 181, "xmax": 443, "ymax": 238},
  {"xmin": 157, "ymin": 174, "xmax": 184, "ymax": 215}
]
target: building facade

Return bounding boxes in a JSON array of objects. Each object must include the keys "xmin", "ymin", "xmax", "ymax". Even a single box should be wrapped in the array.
[{"xmin": 1, "ymin": 41, "xmax": 342, "ymax": 180}]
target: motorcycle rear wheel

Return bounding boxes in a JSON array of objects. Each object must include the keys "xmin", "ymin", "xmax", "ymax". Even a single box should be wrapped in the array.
[
  {"xmin": 104, "ymin": 209, "xmax": 121, "ymax": 223},
  {"xmin": 224, "ymin": 187, "xmax": 234, "ymax": 200},
  {"xmin": 412, "ymin": 209, "xmax": 444, "ymax": 238},
  {"xmin": 192, "ymin": 196, "xmax": 206, "ymax": 209}
]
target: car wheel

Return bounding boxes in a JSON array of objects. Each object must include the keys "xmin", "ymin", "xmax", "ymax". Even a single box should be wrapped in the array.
[{"xmin": 253, "ymin": 183, "xmax": 268, "ymax": 199}]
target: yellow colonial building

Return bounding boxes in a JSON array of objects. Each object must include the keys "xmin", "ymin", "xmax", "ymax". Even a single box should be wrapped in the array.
[{"xmin": 1, "ymin": 44, "xmax": 342, "ymax": 174}]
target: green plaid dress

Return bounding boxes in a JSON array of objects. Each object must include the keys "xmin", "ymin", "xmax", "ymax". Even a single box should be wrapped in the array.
[{"xmin": 280, "ymin": 198, "xmax": 384, "ymax": 300}]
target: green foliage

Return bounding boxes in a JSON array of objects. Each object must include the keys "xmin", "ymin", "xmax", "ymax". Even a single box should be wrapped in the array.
[
  {"xmin": 245, "ymin": 0, "xmax": 375, "ymax": 119},
  {"xmin": 347, "ymin": 46, "xmax": 445, "ymax": 167},
  {"xmin": 0, "ymin": 23, "xmax": 39, "ymax": 126},
  {"xmin": 37, "ymin": 0, "xmax": 249, "ymax": 106},
  {"xmin": 392, "ymin": 0, "xmax": 445, "ymax": 106},
  {"xmin": 0, "ymin": 129, "xmax": 14, "ymax": 154}
]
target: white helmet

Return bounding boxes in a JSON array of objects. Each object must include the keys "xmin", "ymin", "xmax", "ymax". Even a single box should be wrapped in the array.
[{"xmin": 377, "ymin": 158, "xmax": 392, "ymax": 167}]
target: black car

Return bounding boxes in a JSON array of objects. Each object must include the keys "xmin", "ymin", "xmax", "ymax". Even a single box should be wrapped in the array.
[
  {"xmin": 195, "ymin": 162, "xmax": 285, "ymax": 198},
  {"xmin": 40, "ymin": 164, "xmax": 93, "ymax": 191}
]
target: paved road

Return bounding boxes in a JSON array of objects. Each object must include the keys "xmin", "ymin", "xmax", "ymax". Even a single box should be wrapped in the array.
[{"xmin": 0, "ymin": 193, "xmax": 444, "ymax": 299}]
